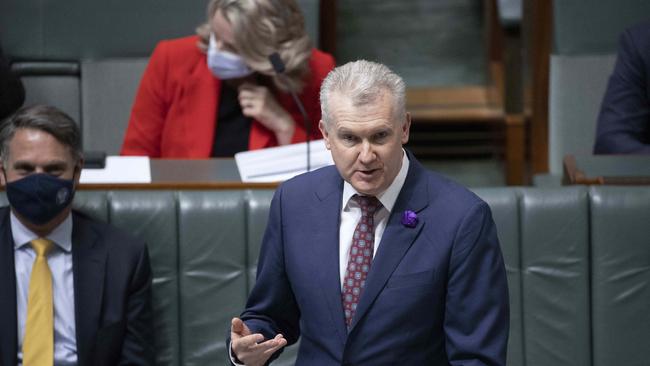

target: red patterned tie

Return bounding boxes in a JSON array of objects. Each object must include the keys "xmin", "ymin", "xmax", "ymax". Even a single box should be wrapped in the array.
[{"xmin": 342, "ymin": 195, "xmax": 382, "ymax": 328}]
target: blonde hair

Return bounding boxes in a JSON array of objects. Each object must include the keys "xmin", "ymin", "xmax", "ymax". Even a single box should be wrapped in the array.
[{"xmin": 196, "ymin": 0, "xmax": 312, "ymax": 92}]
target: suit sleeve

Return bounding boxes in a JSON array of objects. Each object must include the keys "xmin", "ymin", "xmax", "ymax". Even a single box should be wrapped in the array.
[
  {"xmin": 231, "ymin": 185, "xmax": 301, "ymax": 363},
  {"xmin": 594, "ymin": 28, "xmax": 650, "ymax": 154},
  {"xmin": 444, "ymin": 201, "xmax": 509, "ymax": 366},
  {"xmin": 119, "ymin": 243, "xmax": 155, "ymax": 365},
  {"xmin": 121, "ymin": 41, "xmax": 171, "ymax": 157}
]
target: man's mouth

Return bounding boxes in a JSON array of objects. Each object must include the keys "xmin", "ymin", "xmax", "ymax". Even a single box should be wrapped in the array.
[{"xmin": 356, "ymin": 168, "xmax": 380, "ymax": 178}]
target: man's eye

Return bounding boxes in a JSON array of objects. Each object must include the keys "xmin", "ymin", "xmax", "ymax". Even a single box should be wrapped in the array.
[
  {"xmin": 45, "ymin": 169, "xmax": 64, "ymax": 176},
  {"xmin": 14, "ymin": 167, "xmax": 33, "ymax": 175}
]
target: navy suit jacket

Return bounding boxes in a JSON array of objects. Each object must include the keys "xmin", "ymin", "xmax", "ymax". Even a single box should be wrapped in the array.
[
  {"xmin": 594, "ymin": 20, "xmax": 650, "ymax": 154},
  {"xmin": 239, "ymin": 154, "xmax": 509, "ymax": 365},
  {"xmin": 0, "ymin": 207, "xmax": 154, "ymax": 366}
]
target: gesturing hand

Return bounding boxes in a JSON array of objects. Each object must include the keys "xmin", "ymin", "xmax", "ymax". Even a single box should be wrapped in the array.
[{"xmin": 230, "ymin": 317, "xmax": 287, "ymax": 366}]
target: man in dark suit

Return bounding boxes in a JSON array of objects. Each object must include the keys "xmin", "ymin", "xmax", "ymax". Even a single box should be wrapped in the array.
[
  {"xmin": 0, "ymin": 105, "xmax": 154, "ymax": 365},
  {"xmin": 230, "ymin": 60, "xmax": 509, "ymax": 365},
  {"xmin": 594, "ymin": 20, "xmax": 650, "ymax": 154}
]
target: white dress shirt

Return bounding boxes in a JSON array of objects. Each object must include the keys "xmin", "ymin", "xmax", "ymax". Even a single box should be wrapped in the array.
[
  {"xmin": 338, "ymin": 150, "xmax": 409, "ymax": 287},
  {"xmin": 13, "ymin": 211, "xmax": 77, "ymax": 365}
]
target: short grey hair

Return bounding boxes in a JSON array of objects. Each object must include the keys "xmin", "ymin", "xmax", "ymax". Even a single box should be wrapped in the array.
[
  {"xmin": 319, "ymin": 60, "xmax": 406, "ymax": 127},
  {"xmin": 0, "ymin": 105, "xmax": 83, "ymax": 164}
]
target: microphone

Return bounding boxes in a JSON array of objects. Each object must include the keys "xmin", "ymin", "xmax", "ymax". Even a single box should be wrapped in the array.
[{"xmin": 268, "ymin": 52, "xmax": 311, "ymax": 172}]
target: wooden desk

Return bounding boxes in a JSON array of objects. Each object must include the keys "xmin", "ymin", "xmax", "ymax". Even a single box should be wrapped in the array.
[
  {"xmin": 563, "ymin": 154, "xmax": 650, "ymax": 185},
  {"xmin": 80, "ymin": 158, "xmax": 279, "ymax": 190}
]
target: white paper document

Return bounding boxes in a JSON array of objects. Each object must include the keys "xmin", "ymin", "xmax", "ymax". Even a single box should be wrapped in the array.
[
  {"xmin": 235, "ymin": 139, "xmax": 334, "ymax": 182},
  {"xmin": 80, "ymin": 156, "xmax": 152, "ymax": 183}
]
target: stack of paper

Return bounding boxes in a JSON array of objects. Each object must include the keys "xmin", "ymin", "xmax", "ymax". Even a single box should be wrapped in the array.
[
  {"xmin": 235, "ymin": 140, "xmax": 334, "ymax": 182},
  {"xmin": 80, "ymin": 156, "xmax": 151, "ymax": 183}
]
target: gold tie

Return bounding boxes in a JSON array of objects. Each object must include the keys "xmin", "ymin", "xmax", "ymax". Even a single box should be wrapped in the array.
[{"xmin": 23, "ymin": 238, "xmax": 54, "ymax": 366}]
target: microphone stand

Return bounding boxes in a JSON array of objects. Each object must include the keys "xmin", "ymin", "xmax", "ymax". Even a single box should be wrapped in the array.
[{"xmin": 268, "ymin": 53, "xmax": 311, "ymax": 172}]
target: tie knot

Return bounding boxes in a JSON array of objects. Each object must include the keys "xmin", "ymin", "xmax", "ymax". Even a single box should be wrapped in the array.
[
  {"xmin": 30, "ymin": 238, "xmax": 53, "ymax": 257},
  {"xmin": 352, "ymin": 195, "xmax": 382, "ymax": 215}
]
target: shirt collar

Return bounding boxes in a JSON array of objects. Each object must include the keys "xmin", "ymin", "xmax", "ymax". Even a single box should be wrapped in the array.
[
  {"xmin": 11, "ymin": 211, "xmax": 73, "ymax": 253},
  {"xmin": 342, "ymin": 149, "xmax": 410, "ymax": 213}
]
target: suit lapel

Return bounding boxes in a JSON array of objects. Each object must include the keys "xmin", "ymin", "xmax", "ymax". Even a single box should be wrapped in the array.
[
  {"xmin": 349, "ymin": 156, "xmax": 429, "ymax": 332},
  {"xmin": 71, "ymin": 213, "xmax": 107, "ymax": 366},
  {"xmin": 312, "ymin": 171, "xmax": 348, "ymax": 346},
  {"xmin": 0, "ymin": 208, "xmax": 17, "ymax": 366}
]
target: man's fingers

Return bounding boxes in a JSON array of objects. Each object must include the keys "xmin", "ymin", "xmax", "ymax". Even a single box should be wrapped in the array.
[
  {"xmin": 250, "ymin": 334, "xmax": 286, "ymax": 355},
  {"xmin": 231, "ymin": 317, "xmax": 253, "ymax": 337},
  {"xmin": 232, "ymin": 333, "xmax": 287, "ymax": 365},
  {"xmin": 236, "ymin": 333, "xmax": 265, "ymax": 349},
  {"xmin": 262, "ymin": 335, "xmax": 287, "ymax": 355}
]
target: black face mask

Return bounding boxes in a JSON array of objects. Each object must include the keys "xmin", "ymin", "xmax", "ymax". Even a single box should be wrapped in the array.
[{"xmin": 5, "ymin": 173, "xmax": 75, "ymax": 225}]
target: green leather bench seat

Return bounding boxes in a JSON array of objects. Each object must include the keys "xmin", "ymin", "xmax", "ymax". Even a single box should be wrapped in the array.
[
  {"xmin": 475, "ymin": 188, "xmax": 523, "ymax": 366},
  {"xmin": 520, "ymin": 188, "xmax": 591, "ymax": 365},
  {"xmin": 590, "ymin": 187, "xmax": 650, "ymax": 366},
  {"xmin": 1, "ymin": 185, "xmax": 649, "ymax": 365}
]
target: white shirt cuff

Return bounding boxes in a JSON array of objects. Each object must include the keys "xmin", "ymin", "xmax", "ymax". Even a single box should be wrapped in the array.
[{"xmin": 229, "ymin": 340, "xmax": 245, "ymax": 366}]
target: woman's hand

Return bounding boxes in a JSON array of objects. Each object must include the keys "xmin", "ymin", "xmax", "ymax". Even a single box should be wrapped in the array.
[{"xmin": 238, "ymin": 82, "xmax": 295, "ymax": 145}]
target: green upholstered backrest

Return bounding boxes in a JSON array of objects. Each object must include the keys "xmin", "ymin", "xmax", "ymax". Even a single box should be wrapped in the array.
[
  {"xmin": 589, "ymin": 186, "xmax": 650, "ymax": 366},
  {"xmin": 548, "ymin": 54, "xmax": 617, "ymax": 174},
  {"xmin": 553, "ymin": 0, "xmax": 650, "ymax": 55},
  {"xmin": 520, "ymin": 187, "xmax": 591, "ymax": 366},
  {"xmin": 74, "ymin": 190, "xmax": 181, "ymax": 365},
  {"xmin": 177, "ymin": 191, "xmax": 248, "ymax": 365},
  {"xmin": 474, "ymin": 188, "xmax": 523, "ymax": 366},
  {"xmin": 80, "ymin": 59, "xmax": 149, "ymax": 154}
]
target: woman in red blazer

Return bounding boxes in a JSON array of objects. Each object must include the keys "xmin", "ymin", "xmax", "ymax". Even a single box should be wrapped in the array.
[{"xmin": 121, "ymin": 0, "xmax": 335, "ymax": 158}]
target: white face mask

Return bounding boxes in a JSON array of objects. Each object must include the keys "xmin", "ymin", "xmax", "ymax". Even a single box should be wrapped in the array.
[{"xmin": 207, "ymin": 34, "xmax": 253, "ymax": 79}]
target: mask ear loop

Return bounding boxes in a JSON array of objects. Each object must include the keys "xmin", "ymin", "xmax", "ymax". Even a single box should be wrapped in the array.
[{"xmin": 209, "ymin": 33, "xmax": 218, "ymax": 50}]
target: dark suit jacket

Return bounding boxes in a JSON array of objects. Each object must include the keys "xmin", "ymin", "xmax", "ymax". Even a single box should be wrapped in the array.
[
  {"xmin": 0, "ymin": 208, "xmax": 154, "ymax": 366},
  {"xmin": 594, "ymin": 20, "xmax": 650, "ymax": 154},
  {"xmin": 238, "ymin": 153, "xmax": 509, "ymax": 365}
]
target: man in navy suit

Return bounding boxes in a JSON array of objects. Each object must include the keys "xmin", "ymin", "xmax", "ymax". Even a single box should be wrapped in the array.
[
  {"xmin": 594, "ymin": 20, "xmax": 650, "ymax": 154},
  {"xmin": 230, "ymin": 60, "xmax": 509, "ymax": 365},
  {"xmin": 0, "ymin": 105, "xmax": 154, "ymax": 365}
]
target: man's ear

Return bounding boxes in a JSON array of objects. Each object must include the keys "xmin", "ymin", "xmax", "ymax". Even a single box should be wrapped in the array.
[
  {"xmin": 401, "ymin": 112, "xmax": 411, "ymax": 145},
  {"xmin": 73, "ymin": 159, "xmax": 84, "ymax": 187},
  {"xmin": 0, "ymin": 163, "xmax": 5, "ymax": 186},
  {"xmin": 319, "ymin": 120, "xmax": 331, "ymax": 149}
]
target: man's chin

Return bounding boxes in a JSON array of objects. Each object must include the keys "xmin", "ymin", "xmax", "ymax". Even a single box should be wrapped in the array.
[{"xmin": 350, "ymin": 180, "xmax": 382, "ymax": 196}]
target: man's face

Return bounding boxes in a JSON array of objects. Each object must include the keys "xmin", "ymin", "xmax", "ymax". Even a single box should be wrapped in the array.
[
  {"xmin": 0, "ymin": 128, "xmax": 79, "ymax": 185},
  {"xmin": 0, "ymin": 128, "xmax": 81, "ymax": 232},
  {"xmin": 320, "ymin": 91, "xmax": 410, "ymax": 196}
]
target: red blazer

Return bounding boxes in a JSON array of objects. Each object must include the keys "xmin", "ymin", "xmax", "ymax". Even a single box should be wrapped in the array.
[{"xmin": 121, "ymin": 35, "xmax": 335, "ymax": 158}]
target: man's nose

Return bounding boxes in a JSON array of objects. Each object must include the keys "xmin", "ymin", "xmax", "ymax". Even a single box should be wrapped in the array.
[{"xmin": 358, "ymin": 141, "xmax": 376, "ymax": 164}]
